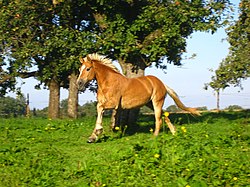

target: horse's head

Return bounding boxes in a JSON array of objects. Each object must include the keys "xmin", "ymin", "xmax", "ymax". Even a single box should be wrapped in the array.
[{"xmin": 77, "ymin": 55, "xmax": 95, "ymax": 91}]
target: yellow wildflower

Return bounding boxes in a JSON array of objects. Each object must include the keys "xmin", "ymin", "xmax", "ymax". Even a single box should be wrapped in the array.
[
  {"xmin": 185, "ymin": 185, "xmax": 191, "ymax": 187},
  {"xmin": 181, "ymin": 126, "xmax": 187, "ymax": 133},
  {"xmin": 233, "ymin": 177, "xmax": 238, "ymax": 181},
  {"xmin": 164, "ymin": 112, "xmax": 169, "ymax": 117},
  {"xmin": 149, "ymin": 128, "xmax": 154, "ymax": 133},
  {"xmin": 154, "ymin": 153, "xmax": 160, "ymax": 159},
  {"xmin": 115, "ymin": 126, "xmax": 120, "ymax": 130}
]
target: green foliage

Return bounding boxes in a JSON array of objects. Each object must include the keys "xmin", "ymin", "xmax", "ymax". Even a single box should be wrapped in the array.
[
  {"xmin": 32, "ymin": 107, "xmax": 49, "ymax": 118},
  {"xmin": 0, "ymin": 96, "xmax": 26, "ymax": 117},
  {"xmin": 166, "ymin": 105, "xmax": 182, "ymax": 113},
  {"xmin": 0, "ymin": 0, "xmax": 232, "ymax": 94},
  {"xmin": 0, "ymin": 0, "xmax": 95, "ymax": 92},
  {"xmin": 94, "ymin": 0, "xmax": 231, "ymax": 67},
  {"xmin": 225, "ymin": 105, "xmax": 243, "ymax": 111},
  {"xmin": 0, "ymin": 111, "xmax": 249, "ymax": 186},
  {"xmin": 33, "ymin": 100, "xmax": 98, "ymax": 118},
  {"xmin": 59, "ymin": 99, "xmax": 97, "ymax": 118},
  {"xmin": 140, "ymin": 105, "xmax": 153, "ymax": 114},
  {"xmin": 196, "ymin": 106, "xmax": 208, "ymax": 111},
  {"xmin": 207, "ymin": 0, "xmax": 250, "ymax": 90},
  {"xmin": 60, "ymin": 99, "xmax": 68, "ymax": 117},
  {"xmin": 78, "ymin": 101, "xmax": 98, "ymax": 117}
]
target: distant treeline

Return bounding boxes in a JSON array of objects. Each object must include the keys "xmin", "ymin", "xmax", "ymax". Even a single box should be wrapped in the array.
[
  {"xmin": 0, "ymin": 96, "xmax": 245, "ymax": 118},
  {"xmin": 0, "ymin": 97, "xmax": 100, "ymax": 118}
]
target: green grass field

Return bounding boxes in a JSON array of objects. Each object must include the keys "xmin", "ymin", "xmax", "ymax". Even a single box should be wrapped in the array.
[{"xmin": 0, "ymin": 111, "xmax": 249, "ymax": 187}]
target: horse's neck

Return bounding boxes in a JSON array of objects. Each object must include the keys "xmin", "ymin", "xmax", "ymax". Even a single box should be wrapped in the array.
[{"xmin": 94, "ymin": 62, "xmax": 124, "ymax": 85}]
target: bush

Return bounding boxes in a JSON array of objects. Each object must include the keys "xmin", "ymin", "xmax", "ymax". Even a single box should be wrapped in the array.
[
  {"xmin": 166, "ymin": 105, "xmax": 181, "ymax": 112},
  {"xmin": 225, "ymin": 105, "xmax": 243, "ymax": 111},
  {"xmin": 197, "ymin": 106, "xmax": 208, "ymax": 111},
  {"xmin": 78, "ymin": 101, "xmax": 97, "ymax": 117},
  {"xmin": 0, "ymin": 96, "xmax": 26, "ymax": 117}
]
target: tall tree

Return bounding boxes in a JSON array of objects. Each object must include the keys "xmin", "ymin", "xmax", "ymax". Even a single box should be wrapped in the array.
[
  {"xmin": 0, "ymin": 0, "xmax": 95, "ymax": 118},
  {"xmin": 46, "ymin": 0, "xmax": 97, "ymax": 118},
  {"xmin": 0, "ymin": 0, "xmax": 62, "ymax": 118},
  {"xmin": 209, "ymin": 0, "xmax": 249, "ymax": 89},
  {"xmin": 90, "ymin": 0, "xmax": 231, "ymax": 123},
  {"xmin": 204, "ymin": 65, "xmax": 230, "ymax": 111},
  {"xmin": 93, "ymin": 0, "xmax": 231, "ymax": 68},
  {"xmin": 206, "ymin": 0, "xmax": 249, "ymax": 109}
]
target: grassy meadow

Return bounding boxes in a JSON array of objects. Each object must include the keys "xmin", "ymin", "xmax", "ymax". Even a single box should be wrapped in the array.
[{"xmin": 0, "ymin": 111, "xmax": 249, "ymax": 187}]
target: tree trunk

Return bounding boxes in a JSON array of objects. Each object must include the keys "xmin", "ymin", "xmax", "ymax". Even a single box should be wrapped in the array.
[
  {"xmin": 118, "ymin": 60, "xmax": 145, "ymax": 128},
  {"xmin": 48, "ymin": 78, "xmax": 60, "ymax": 119},
  {"xmin": 68, "ymin": 73, "xmax": 78, "ymax": 118},
  {"xmin": 25, "ymin": 93, "xmax": 30, "ymax": 118},
  {"xmin": 216, "ymin": 90, "xmax": 220, "ymax": 112}
]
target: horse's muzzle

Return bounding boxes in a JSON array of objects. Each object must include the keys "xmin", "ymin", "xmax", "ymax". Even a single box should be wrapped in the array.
[{"xmin": 77, "ymin": 79, "xmax": 87, "ymax": 91}]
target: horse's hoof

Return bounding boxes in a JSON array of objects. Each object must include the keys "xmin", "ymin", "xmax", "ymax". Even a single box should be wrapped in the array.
[
  {"xmin": 87, "ymin": 137, "xmax": 97, "ymax": 143},
  {"xmin": 87, "ymin": 134, "xmax": 98, "ymax": 143}
]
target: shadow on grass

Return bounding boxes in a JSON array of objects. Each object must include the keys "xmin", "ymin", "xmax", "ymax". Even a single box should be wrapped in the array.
[{"xmin": 123, "ymin": 109, "xmax": 250, "ymax": 136}]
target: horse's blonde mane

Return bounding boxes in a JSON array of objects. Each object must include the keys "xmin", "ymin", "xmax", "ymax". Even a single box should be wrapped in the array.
[{"xmin": 85, "ymin": 53, "xmax": 120, "ymax": 73}]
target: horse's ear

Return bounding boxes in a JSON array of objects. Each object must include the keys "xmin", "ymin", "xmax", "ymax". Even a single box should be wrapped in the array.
[
  {"xmin": 79, "ymin": 56, "xmax": 85, "ymax": 64},
  {"xmin": 86, "ymin": 55, "xmax": 92, "ymax": 63}
]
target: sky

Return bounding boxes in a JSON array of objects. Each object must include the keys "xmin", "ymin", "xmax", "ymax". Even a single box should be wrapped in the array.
[{"xmin": 7, "ymin": 0, "xmax": 250, "ymax": 110}]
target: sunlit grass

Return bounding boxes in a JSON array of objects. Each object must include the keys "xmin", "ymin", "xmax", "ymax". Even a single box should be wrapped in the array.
[{"xmin": 0, "ymin": 111, "xmax": 249, "ymax": 186}]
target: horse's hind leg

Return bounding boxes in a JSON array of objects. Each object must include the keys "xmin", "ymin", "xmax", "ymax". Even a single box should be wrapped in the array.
[
  {"xmin": 152, "ymin": 100, "xmax": 164, "ymax": 136},
  {"xmin": 150, "ymin": 101, "xmax": 176, "ymax": 135}
]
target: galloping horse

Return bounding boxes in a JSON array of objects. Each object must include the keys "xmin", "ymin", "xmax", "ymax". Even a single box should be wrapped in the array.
[{"xmin": 77, "ymin": 53, "xmax": 200, "ymax": 143}]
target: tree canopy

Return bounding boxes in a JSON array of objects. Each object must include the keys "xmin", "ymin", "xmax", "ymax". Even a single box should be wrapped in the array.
[
  {"xmin": 93, "ymin": 0, "xmax": 231, "ymax": 73},
  {"xmin": 0, "ymin": 0, "xmax": 95, "ymax": 95},
  {"xmin": 207, "ymin": 0, "xmax": 250, "ymax": 90}
]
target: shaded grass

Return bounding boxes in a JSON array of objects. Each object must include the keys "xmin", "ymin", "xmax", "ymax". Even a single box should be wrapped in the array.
[{"xmin": 0, "ymin": 111, "xmax": 249, "ymax": 186}]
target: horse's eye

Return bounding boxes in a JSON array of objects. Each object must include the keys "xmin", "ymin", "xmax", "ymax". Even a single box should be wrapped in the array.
[{"xmin": 86, "ymin": 67, "xmax": 91, "ymax": 71}]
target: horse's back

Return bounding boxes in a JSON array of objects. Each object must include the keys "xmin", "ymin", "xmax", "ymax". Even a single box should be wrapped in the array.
[{"xmin": 120, "ymin": 75, "xmax": 166, "ymax": 109}]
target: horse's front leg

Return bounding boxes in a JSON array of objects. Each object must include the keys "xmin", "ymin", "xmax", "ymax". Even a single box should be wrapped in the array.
[{"xmin": 88, "ymin": 103, "xmax": 104, "ymax": 143}]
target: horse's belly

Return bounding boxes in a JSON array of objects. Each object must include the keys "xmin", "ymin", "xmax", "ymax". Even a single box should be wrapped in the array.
[{"xmin": 121, "ymin": 94, "xmax": 151, "ymax": 109}]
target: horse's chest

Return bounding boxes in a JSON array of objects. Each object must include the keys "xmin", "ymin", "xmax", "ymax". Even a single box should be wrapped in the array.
[{"xmin": 97, "ymin": 88, "xmax": 121, "ymax": 107}]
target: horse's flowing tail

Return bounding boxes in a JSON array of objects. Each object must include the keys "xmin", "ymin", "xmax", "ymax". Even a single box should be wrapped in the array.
[{"xmin": 165, "ymin": 84, "xmax": 201, "ymax": 116}]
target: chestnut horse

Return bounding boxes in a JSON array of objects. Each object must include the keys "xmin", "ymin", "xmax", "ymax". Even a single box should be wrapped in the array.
[{"xmin": 77, "ymin": 53, "xmax": 200, "ymax": 143}]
